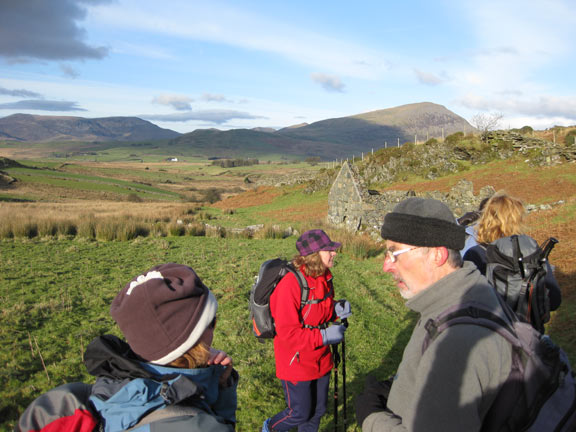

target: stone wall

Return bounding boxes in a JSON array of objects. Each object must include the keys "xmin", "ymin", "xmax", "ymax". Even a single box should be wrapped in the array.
[{"xmin": 328, "ymin": 162, "xmax": 495, "ymax": 233}]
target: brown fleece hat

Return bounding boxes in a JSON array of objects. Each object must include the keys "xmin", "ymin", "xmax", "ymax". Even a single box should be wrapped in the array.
[
  {"xmin": 110, "ymin": 263, "xmax": 217, "ymax": 365},
  {"xmin": 381, "ymin": 197, "xmax": 465, "ymax": 250}
]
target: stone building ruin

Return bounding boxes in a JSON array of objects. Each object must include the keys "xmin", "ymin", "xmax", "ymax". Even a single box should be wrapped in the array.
[{"xmin": 328, "ymin": 162, "xmax": 495, "ymax": 233}]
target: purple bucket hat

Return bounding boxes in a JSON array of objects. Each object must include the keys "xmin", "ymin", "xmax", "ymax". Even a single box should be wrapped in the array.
[{"xmin": 296, "ymin": 229, "xmax": 341, "ymax": 256}]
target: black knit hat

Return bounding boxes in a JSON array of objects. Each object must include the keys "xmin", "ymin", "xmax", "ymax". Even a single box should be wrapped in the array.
[
  {"xmin": 381, "ymin": 197, "xmax": 465, "ymax": 250},
  {"xmin": 110, "ymin": 263, "xmax": 217, "ymax": 365}
]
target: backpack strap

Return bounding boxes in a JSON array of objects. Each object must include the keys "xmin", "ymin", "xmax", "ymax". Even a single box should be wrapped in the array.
[
  {"xmin": 422, "ymin": 301, "xmax": 520, "ymax": 355},
  {"xmin": 286, "ymin": 265, "xmax": 333, "ymax": 330}
]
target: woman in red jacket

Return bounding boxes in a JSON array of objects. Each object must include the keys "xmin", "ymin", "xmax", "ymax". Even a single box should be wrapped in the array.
[{"xmin": 263, "ymin": 229, "xmax": 351, "ymax": 432}]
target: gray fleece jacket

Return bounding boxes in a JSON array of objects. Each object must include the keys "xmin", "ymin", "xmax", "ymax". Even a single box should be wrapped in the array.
[{"xmin": 363, "ymin": 262, "xmax": 512, "ymax": 432}]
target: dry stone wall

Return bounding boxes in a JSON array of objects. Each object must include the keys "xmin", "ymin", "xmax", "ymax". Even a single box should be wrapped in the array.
[{"xmin": 328, "ymin": 162, "xmax": 495, "ymax": 233}]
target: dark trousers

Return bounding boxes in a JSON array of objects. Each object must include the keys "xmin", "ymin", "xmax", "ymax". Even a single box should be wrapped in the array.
[{"xmin": 270, "ymin": 372, "xmax": 331, "ymax": 432}]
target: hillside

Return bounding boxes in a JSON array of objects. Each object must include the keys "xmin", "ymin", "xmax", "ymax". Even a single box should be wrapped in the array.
[
  {"xmin": 169, "ymin": 102, "xmax": 474, "ymax": 159},
  {"xmin": 276, "ymin": 102, "xmax": 474, "ymax": 149},
  {"xmin": 167, "ymin": 128, "xmax": 331, "ymax": 159},
  {"xmin": 0, "ymin": 114, "xmax": 181, "ymax": 142},
  {"xmin": 0, "ymin": 103, "xmax": 476, "ymax": 160}
]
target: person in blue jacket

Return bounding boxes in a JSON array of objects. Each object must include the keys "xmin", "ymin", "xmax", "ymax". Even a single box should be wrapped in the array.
[{"xmin": 16, "ymin": 263, "xmax": 238, "ymax": 432}]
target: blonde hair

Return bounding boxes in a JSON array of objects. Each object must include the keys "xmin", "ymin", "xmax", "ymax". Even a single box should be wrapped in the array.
[
  {"xmin": 167, "ymin": 342, "xmax": 211, "ymax": 369},
  {"xmin": 476, "ymin": 191, "xmax": 526, "ymax": 244},
  {"xmin": 292, "ymin": 252, "xmax": 327, "ymax": 278}
]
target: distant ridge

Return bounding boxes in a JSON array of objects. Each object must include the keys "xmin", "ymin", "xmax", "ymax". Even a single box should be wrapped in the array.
[
  {"xmin": 0, "ymin": 114, "xmax": 180, "ymax": 142},
  {"xmin": 169, "ymin": 102, "xmax": 474, "ymax": 159},
  {"xmin": 276, "ymin": 102, "xmax": 474, "ymax": 149},
  {"xmin": 0, "ymin": 102, "xmax": 475, "ymax": 159}
]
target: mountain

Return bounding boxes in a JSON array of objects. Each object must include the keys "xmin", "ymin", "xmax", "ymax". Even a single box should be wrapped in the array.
[
  {"xmin": 276, "ymin": 102, "xmax": 474, "ymax": 150},
  {"xmin": 0, "ymin": 114, "xmax": 180, "ymax": 142},
  {"xmin": 169, "ymin": 102, "xmax": 474, "ymax": 159},
  {"xmin": 0, "ymin": 103, "xmax": 474, "ymax": 159},
  {"xmin": 167, "ymin": 128, "xmax": 328, "ymax": 159}
]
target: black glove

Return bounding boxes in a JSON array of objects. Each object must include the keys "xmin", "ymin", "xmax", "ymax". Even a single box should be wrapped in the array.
[{"xmin": 355, "ymin": 375, "xmax": 393, "ymax": 426}]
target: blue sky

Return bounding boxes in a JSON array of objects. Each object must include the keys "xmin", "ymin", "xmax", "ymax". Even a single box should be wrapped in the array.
[{"xmin": 1, "ymin": 0, "xmax": 576, "ymax": 134}]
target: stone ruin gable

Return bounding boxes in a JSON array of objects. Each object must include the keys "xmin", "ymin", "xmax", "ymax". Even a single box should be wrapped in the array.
[
  {"xmin": 328, "ymin": 162, "xmax": 495, "ymax": 233},
  {"xmin": 328, "ymin": 162, "xmax": 366, "ymax": 230}
]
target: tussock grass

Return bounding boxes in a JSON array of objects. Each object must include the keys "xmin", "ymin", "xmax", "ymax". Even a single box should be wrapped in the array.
[
  {"xmin": 0, "ymin": 203, "xmax": 218, "ymax": 241},
  {"xmin": 12, "ymin": 220, "xmax": 38, "ymax": 238},
  {"xmin": 167, "ymin": 222, "xmax": 186, "ymax": 237},
  {"xmin": 253, "ymin": 224, "xmax": 286, "ymax": 239},
  {"xmin": 338, "ymin": 231, "xmax": 386, "ymax": 259},
  {"xmin": 186, "ymin": 222, "xmax": 206, "ymax": 237},
  {"xmin": 205, "ymin": 225, "xmax": 226, "ymax": 238},
  {"xmin": 77, "ymin": 215, "xmax": 97, "ymax": 239},
  {"xmin": 0, "ymin": 219, "xmax": 13, "ymax": 238}
]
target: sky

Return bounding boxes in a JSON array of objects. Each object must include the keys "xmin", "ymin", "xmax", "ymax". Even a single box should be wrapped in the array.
[{"xmin": 1, "ymin": 0, "xmax": 576, "ymax": 134}]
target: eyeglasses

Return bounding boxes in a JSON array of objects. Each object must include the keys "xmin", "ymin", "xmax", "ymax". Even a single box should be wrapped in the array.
[{"xmin": 386, "ymin": 247, "xmax": 420, "ymax": 263}]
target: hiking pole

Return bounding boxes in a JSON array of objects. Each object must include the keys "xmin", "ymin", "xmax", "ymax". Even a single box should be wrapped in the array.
[
  {"xmin": 332, "ymin": 343, "xmax": 340, "ymax": 432},
  {"xmin": 341, "ymin": 318, "xmax": 348, "ymax": 431}
]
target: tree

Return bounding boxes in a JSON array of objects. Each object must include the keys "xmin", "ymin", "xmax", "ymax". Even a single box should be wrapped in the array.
[{"xmin": 470, "ymin": 112, "xmax": 504, "ymax": 140}]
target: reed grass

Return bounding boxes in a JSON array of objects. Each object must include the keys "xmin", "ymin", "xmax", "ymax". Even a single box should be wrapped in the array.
[
  {"xmin": 253, "ymin": 224, "xmax": 286, "ymax": 240},
  {"xmin": 12, "ymin": 220, "xmax": 38, "ymax": 239},
  {"xmin": 77, "ymin": 216, "xmax": 97, "ymax": 239},
  {"xmin": 168, "ymin": 223, "xmax": 186, "ymax": 237},
  {"xmin": 186, "ymin": 222, "xmax": 206, "ymax": 237}
]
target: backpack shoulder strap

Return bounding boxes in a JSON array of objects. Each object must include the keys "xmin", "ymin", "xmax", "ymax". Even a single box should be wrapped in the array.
[
  {"xmin": 285, "ymin": 264, "xmax": 333, "ymax": 307},
  {"xmin": 285, "ymin": 264, "xmax": 332, "ymax": 330},
  {"xmin": 422, "ymin": 301, "xmax": 519, "ymax": 355},
  {"xmin": 285, "ymin": 264, "xmax": 310, "ymax": 308}
]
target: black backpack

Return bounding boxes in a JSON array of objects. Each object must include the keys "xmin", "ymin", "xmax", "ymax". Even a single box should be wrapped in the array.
[
  {"xmin": 249, "ymin": 258, "xmax": 332, "ymax": 340},
  {"xmin": 423, "ymin": 298, "xmax": 576, "ymax": 432},
  {"xmin": 485, "ymin": 235, "xmax": 558, "ymax": 333}
]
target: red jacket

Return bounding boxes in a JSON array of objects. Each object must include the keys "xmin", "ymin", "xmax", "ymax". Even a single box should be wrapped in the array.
[{"xmin": 270, "ymin": 267, "xmax": 335, "ymax": 381}]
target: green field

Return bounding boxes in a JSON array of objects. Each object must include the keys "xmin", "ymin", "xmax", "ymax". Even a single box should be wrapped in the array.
[
  {"xmin": 0, "ymin": 236, "xmax": 410, "ymax": 431},
  {"xmin": 1, "ymin": 146, "xmax": 575, "ymax": 431}
]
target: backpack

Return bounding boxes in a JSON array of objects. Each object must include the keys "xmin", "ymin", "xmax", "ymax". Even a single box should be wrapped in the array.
[
  {"xmin": 249, "ymin": 258, "xmax": 332, "ymax": 340},
  {"xmin": 485, "ymin": 235, "xmax": 558, "ymax": 333},
  {"xmin": 422, "ymin": 298, "xmax": 576, "ymax": 432}
]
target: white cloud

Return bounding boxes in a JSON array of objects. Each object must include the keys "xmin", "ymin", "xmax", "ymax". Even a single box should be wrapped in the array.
[
  {"xmin": 201, "ymin": 93, "xmax": 230, "ymax": 103},
  {"xmin": 88, "ymin": 0, "xmax": 391, "ymax": 79},
  {"xmin": 459, "ymin": 94, "xmax": 576, "ymax": 120},
  {"xmin": 60, "ymin": 64, "xmax": 80, "ymax": 79},
  {"xmin": 0, "ymin": 99, "xmax": 86, "ymax": 111},
  {"xmin": 141, "ymin": 109, "xmax": 266, "ymax": 124},
  {"xmin": 152, "ymin": 94, "xmax": 194, "ymax": 111},
  {"xmin": 311, "ymin": 73, "xmax": 345, "ymax": 93},
  {"xmin": 111, "ymin": 41, "xmax": 177, "ymax": 60},
  {"xmin": 414, "ymin": 69, "xmax": 448, "ymax": 86},
  {"xmin": 0, "ymin": 86, "xmax": 43, "ymax": 98}
]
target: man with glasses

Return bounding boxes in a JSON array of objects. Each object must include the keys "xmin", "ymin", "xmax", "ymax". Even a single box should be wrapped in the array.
[{"xmin": 356, "ymin": 197, "xmax": 512, "ymax": 432}]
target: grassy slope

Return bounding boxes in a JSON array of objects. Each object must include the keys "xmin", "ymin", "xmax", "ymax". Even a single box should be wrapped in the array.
[
  {"xmin": 0, "ymin": 157, "xmax": 574, "ymax": 431},
  {"xmin": 0, "ymin": 158, "xmax": 327, "ymax": 202},
  {"xmin": 0, "ymin": 237, "xmax": 405, "ymax": 432}
]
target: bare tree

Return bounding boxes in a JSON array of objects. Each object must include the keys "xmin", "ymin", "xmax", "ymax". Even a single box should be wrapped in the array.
[{"xmin": 470, "ymin": 112, "xmax": 504, "ymax": 140}]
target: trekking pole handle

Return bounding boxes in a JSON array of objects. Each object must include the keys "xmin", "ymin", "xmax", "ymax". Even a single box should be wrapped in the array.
[{"xmin": 540, "ymin": 237, "xmax": 559, "ymax": 262}]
